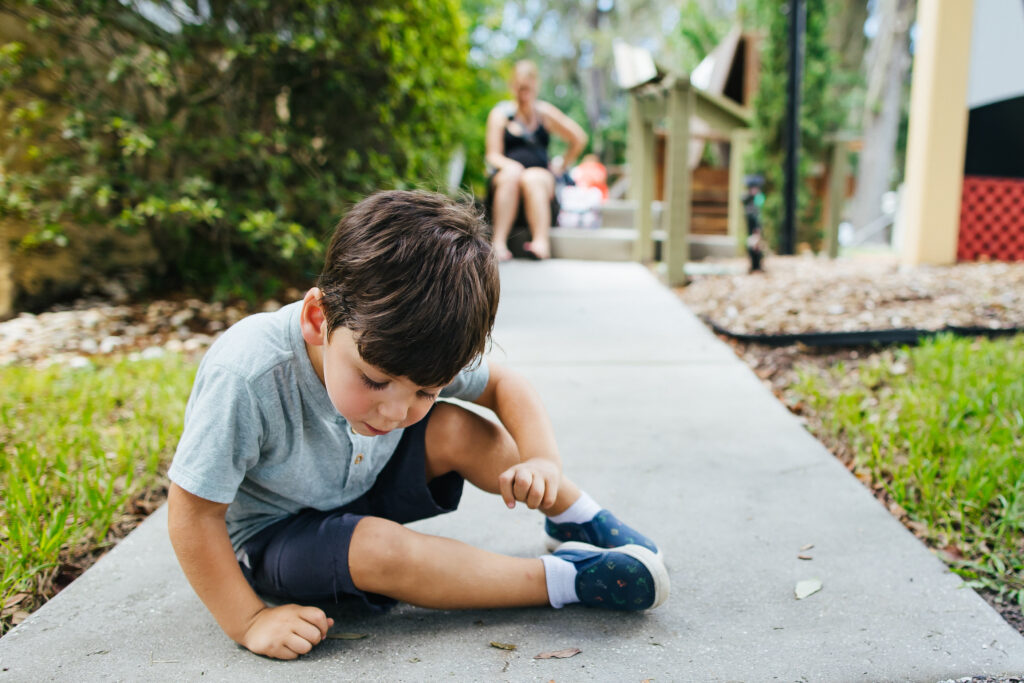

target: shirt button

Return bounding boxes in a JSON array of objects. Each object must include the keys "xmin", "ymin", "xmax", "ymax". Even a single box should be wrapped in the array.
[
  {"xmin": 354, "ymin": 453, "xmax": 364, "ymax": 464},
  {"xmin": 349, "ymin": 425, "xmax": 357, "ymax": 435}
]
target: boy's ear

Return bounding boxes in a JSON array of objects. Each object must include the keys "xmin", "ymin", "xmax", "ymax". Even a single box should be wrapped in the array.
[{"xmin": 300, "ymin": 287, "xmax": 327, "ymax": 346}]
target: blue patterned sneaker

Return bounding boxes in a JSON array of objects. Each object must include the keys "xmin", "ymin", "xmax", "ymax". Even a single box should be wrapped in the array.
[
  {"xmin": 552, "ymin": 542, "xmax": 669, "ymax": 610},
  {"xmin": 545, "ymin": 510, "xmax": 662, "ymax": 559}
]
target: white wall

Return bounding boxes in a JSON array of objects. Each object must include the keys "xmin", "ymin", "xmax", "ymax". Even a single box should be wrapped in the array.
[{"xmin": 967, "ymin": 0, "xmax": 1024, "ymax": 108}]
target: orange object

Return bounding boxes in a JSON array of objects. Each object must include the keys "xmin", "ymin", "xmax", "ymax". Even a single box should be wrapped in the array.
[{"xmin": 571, "ymin": 157, "xmax": 609, "ymax": 200}]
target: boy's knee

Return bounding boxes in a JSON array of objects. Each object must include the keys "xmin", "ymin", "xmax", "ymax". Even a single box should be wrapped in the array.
[
  {"xmin": 426, "ymin": 403, "xmax": 517, "ymax": 475},
  {"xmin": 350, "ymin": 517, "xmax": 414, "ymax": 576}
]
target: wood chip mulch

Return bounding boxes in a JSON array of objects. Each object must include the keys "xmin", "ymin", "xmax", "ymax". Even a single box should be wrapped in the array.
[{"xmin": 677, "ymin": 255, "xmax": 1024, "ymax": 335}]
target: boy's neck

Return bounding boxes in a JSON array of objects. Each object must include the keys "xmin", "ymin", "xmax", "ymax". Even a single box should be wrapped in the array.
[{"xmin": 304, "ymin": 339, "xmax": 326, "ymax": 385}]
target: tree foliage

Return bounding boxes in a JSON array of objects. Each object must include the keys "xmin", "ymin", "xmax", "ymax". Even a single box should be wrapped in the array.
[
  {"xmin": 0, "ymin": 1, "xmax": 474, "ymax": 300},
  {"xmin": 465, "ymin": 0, "xmax": 702, "ymax": 167},
  {"xmin": 746, "ymin": 0, "xmax": 841, "ymax": 250}
]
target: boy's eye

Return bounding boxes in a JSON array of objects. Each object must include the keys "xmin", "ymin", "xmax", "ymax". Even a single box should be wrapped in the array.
[
  {"xmin": 360, "ymin": 373, "xmax": 388, "ymax": 391},
  {"xmin": 417, "ymin": 391, "xmax": 439, "ymax": 401}
]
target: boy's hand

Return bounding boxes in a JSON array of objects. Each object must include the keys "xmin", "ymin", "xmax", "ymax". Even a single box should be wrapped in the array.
[
  {"xmin": 498, "ymin": 458, "xmax": 560, "ymax": 511},
  {"xmin": 241, "ymin": 604, "xmax": 334, "ymax": 660}
]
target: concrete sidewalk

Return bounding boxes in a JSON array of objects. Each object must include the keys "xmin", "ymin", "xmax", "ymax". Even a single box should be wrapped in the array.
[{"xmin": 1, "ymin": 260, "xmax": 1023, "ymax": 681}]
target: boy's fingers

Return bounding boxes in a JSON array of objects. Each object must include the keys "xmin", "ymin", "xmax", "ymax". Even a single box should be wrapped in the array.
[
  {"xmin": 294, "ymin": 618, "xmax": 324, "ymax": 645},
  {"xmin": 526, "ymin": 480, "xmax": 545, "ymax": 509},
  {"xmin": 512, "ymin": 469, "xmax": 533, "ymax": 502},
  {"xmin": 498, "ymin": 469, "xmax": 516, "ymax": 508},
  {"xmin": 541, "ymin": 484, "xmax": 558, "ymax": 511},
  {"xmin": 273, "ymin": 643, "xmax": 300, "ymax": 660},
  {"xmin": 285, "ymin": 632, "xmax": 313, "ymax": 655},
  {"xmin": 299, "ymin": 607, "xmax": 330, "ymax": 639}
]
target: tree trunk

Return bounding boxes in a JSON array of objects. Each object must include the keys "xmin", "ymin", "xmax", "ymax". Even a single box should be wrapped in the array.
[
  {"xmin": 581, "ymin": 4, "xmax": 604, "ymax": 156},
  {"xmin": 848, "ymin": 0, "xmax": 915, "ymax": 236}
]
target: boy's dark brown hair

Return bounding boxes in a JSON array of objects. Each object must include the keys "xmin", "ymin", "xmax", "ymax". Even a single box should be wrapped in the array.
[{"xmin": 317, "ymin": 190, "xmax": 499, "ymax": 388}]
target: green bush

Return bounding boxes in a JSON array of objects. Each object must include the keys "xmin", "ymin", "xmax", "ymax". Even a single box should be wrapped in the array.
[{"xmin": 0, "ymin": 1, "xmax": 475, "ymax": 300}]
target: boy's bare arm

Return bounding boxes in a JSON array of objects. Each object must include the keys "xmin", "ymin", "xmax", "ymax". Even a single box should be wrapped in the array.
[
  {"xmin": 167, "ymin": 483, "xmax": 333, "ymax": 659},
  {"xmin": 472, "ymin": 361, "xmax": 563, "ymax": 511}
]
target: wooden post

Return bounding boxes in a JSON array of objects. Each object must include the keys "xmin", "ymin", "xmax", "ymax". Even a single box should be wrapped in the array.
[
  {"xmin": 663, "ymin": 80, "xmax": 693, "ymax": 286},
  {"xmin": 629, "ymin": 95, "xmax": 654, "ymax": 262},
  {"xmin": 627, "ymin": 95, "xmax": 643, "ymax": 205},
  {"xmin": 728, "ymin": 129, "xmax": 752, "ymax": 255},
  {"xmin": 825, "ymin": 139, "xmax": 849, "ymax": 259},
  {"xmin": 634, "ymin": 100, "xmax": 656, "ymax": 262}
]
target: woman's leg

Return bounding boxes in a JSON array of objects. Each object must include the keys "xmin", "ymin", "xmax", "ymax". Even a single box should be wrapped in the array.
[
  {"xmin": 519, "ymin": 167, "xmax": 556, "ymax": 259},
  {"xmin": 490, "ymin": 166, "xmax": 524, "ymax": 261}
]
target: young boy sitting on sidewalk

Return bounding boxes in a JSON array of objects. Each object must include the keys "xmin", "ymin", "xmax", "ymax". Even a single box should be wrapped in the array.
[{"xmin": 167, "ymin": 190, "xmax": 667, "ymax": 660}]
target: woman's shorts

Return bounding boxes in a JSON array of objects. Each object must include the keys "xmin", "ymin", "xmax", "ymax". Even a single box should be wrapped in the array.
[{"xmin": 236, "ymin": 406, "xmax": 463, "ymax": 610}]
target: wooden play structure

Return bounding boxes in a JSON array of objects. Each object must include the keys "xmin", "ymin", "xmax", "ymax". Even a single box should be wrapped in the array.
[{"xmin": 624, "ymin": 29, "xmax": 758, "ymax": 286}]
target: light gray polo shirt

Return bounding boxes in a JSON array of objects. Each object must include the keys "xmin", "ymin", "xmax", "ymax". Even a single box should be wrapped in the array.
[{"xmin": 168, "ymin": 301, "xmax": 489, "ymax": 548}]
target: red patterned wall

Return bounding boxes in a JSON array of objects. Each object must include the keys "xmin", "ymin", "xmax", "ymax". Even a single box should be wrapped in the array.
[{"xmin": 958, "ymin": 175, "xmax": 1024, "ymax": 261}]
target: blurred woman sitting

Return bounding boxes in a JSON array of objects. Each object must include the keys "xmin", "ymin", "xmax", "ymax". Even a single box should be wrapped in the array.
[{"xmin": 485, "ymin": 60, "xmax": 587, "ymax": 260}]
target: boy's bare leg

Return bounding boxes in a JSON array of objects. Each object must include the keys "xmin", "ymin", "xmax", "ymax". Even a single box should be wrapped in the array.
[
  {"xmin": 347, "ymin": 402, "xmax": 573, "ymax": 608},
  {"xmin": 347, "ymin": 403, "xmax": 664, "ymax": 611},
  {"xmin": 423, "ymin": 402, "xmax": 581, "ymax": 516},
  {"xmin": 348, "ymin": 518, "xmax": 548, "ymax": 608}
]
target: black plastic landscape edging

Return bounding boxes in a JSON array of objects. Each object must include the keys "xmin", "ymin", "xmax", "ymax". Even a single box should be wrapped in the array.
[{"xmin": 701, "ymin": 316, "xmax": 1024, "ymax": 348}]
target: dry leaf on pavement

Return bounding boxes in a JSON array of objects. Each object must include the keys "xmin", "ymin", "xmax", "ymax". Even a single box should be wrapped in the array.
[
  {"xmin": 534, "ymin": 648, "xmax": 581, "ymax": 659},
  {"xmin": 489, "ymin": 641, "xmax": 517, "ymax": 650},
  {"xmin": 327, "ymin": 632, "xmax": 368, "ymax": 640},
  {"xmin": 795, "ymin": 579, "xmax": 823, "ymax": 600}
]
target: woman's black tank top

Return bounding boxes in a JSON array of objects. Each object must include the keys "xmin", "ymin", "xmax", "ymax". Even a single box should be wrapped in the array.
[{"xmin": 503, "ymin": 110, "xmax": 550, "ymax": 169}]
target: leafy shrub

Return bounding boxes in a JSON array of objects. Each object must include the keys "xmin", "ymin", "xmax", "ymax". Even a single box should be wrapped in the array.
[{"xmin": 0, "ymin": 1, "xmax": 475, "ymax": 301}]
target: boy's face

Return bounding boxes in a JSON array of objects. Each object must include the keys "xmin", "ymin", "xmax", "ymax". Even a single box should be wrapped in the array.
[{"xmin": 301, "ymin": 289, "xmax": 445, "ymax": 437}]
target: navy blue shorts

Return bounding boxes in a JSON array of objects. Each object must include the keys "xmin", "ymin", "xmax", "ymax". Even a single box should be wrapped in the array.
[{"xmin": 237, "ymin": 406, "xmax": 463, "ymax": 610}]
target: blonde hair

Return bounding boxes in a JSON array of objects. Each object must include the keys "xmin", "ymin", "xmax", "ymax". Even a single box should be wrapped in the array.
[{"xmin": 511, "ymin": 59, "xmax": 539, "ymax": 84}]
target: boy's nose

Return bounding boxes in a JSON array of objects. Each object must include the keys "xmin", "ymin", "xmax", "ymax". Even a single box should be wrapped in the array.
[{"xmin": 378, "ymin": 400, "xmax": 408, "ymax": 423}]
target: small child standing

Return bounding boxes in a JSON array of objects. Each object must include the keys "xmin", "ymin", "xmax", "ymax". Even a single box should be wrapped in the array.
[{"xmin": 167, "ymin": 190, "xmax": 667, "ymax": 660}]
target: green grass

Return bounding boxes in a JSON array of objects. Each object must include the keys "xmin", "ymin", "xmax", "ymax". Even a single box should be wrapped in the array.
[
  {"xmin": 791, "ymin": 334, "xmax": 1024, "ymax": 607},
  {"xmin": 0, "ymin": 355, "xmax": 196, "ymax": 633}
]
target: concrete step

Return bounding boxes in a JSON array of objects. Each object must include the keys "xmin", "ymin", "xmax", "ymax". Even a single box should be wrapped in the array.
[
  {"xmin": 550, "ymin": 226, "xmax": 739, "ymax": 262},
  {"xmin": 591, "ymin": 199, "xmax": 661, "ymax": 229}
]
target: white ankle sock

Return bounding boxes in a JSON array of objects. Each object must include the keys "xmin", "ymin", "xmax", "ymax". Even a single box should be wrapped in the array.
[
  {"xmin": 540, "ymin": 555, "xmax": 579, "ymax": 608},
  {"xmin": 547, "ymin": 491, "xmax": 601, "ymax": 525}
]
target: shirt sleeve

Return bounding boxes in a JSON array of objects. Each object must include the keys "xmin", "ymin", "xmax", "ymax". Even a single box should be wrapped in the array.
[
  {"xmin": 168, "ymin": 363, "xmax": 264, "ymax": 504},
  {"xmin": 440, "ymin": 356, "xmax": 490, "ymax": 402}
]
